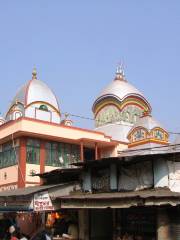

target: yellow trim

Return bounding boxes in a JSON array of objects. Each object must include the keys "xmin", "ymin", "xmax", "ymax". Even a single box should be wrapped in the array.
[
  {"xmin": 6, "ymin": 101, "xmax": 61, "ymax": 117},
  {"xmin": 152, "ymin": 127, "xmax": 169, "ymax": 137},
  {"xmin": 127, "ymin": 126, "xmax": 150, "ymax": 140},
  {"xmin": 128, "ymin": 126, "xmax": 169, "ymax": 142},
  {"xmin": 25, "ymin": 101, "xmax": 61, "ymax": 116},
  {"xmin": 94, "ymin": 96, "xmax": 151, "ymax": 116},
  {"xmin": 128, "ymin": 138, "xmax": 169, "ymax": 148},
  {"xmin": 6, "ymin": 102, "xmax": 24, "ymax": 117}
]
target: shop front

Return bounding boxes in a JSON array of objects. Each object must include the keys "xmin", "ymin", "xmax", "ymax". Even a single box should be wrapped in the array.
[
  {"xmin": 60, "ymin": 188, "xmax": 180, "ymax": 240},
  {"xmin": 89, "ymin": 209, "xmax": 113, "ymax": 240},
  {"xmin": 115, "ymin": 207, "xmax": 156, "ymax": 240},
  {"xmin": 88, "ymin": 207, "xmax": 156, "ymax": 240},
  {"xmin": 45, "ymin": 209, "xmax": 79, "ymax": 240},
  {"xmin": 0, "ymin": 182, "xmax": 80, "ymax": 239}
]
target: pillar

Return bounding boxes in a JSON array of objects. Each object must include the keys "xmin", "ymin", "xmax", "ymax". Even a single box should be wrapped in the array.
[
  {"xmin": 78, "ymin": 209, "xmax": 89, "ymax": 240},
  {"xmin": 110, "ymin": 164, "xmax": 117, "ymax": 190},
  {"xmin": 95, "ymin": 142, "xmax": 98, "ymax": 160},
  {"xmin": 112, "ymin": 209, "xmax": 116, "ymax": 240},
  {"xmin": 40, "ymin": 141, "xmax": 46, "ymax": 184},
  {"xmin": 157, "ymin": 208, "xmax": 171, "ymax": 240},
  {"xmin": 80, "ymin": 141, "xmax": 84, "ymax": 161},
  {"xmin": 82, "ymin": 169, "xmax": 91, "ymax": 192},
  {"xmin": 98, "ymin": 148, "xmax": 101, "ymax": 159},
  {"xmin": 18, "ymin": 137, "xmax": 27, "ymax": 188}
]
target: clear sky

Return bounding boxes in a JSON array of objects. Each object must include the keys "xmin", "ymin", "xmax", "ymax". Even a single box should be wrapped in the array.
[{"xmin": 0, "ymin": 1, "xmax": 180, "ymax": 138}]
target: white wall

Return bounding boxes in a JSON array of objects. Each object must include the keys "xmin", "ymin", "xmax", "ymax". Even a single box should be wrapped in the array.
[
  {"xmin": 168, "ymin": 161, "xmax": 180, "ymax": 192},
  {"xmin": 25, "ymin": 103, "xmax": 60, "ymax": 123}
]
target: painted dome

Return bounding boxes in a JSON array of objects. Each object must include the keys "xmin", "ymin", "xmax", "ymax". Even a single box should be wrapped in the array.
[
  {"xmin": 92, "ymin": 66, "xmax": 151, "ymax": 143},
  {"xmin": 6, "ymin": 69, "xmax": 61, "ymax": 123},
  {"xmin": 127, "ymin": 112, "xmax": 169, "ymax": 147},
  {"xmin": 93, "ymin": 66, "xmax": 151, "ymax": 113}
]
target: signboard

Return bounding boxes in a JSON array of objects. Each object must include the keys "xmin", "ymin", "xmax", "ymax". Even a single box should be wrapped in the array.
[
  {"xmin": 33, "ymin": 191, "xmax": 54, "ymax": 211},
  {"xmin": 0, "ymin": 184, "xmax": 17, "ymax": 192}
]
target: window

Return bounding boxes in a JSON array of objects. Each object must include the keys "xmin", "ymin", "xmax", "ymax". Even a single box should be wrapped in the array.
[
  {"xmin": 133, "ymin": 129, "xmax": 145, "ymax": 142},
  {"xmin": 154, "ymin": 130, "xmax": 164, "ymax": 140},
  {"xmin": 39, "ymin": 105, "xmax": 48, "ymax": 112},
  {"xmin": 15, "ymin": 111, "xmax": 22, "ymax": 120},
  {"xmin": 45, "ymin": 141, "xmax": 80, "ymax": 167},
  {"xmin": 0, "ymin": 143, "xmax": 19, "ymax": 169},
  {"xmin": 26, "ymin": 139, "xmax": 40, "ymax": 164}
]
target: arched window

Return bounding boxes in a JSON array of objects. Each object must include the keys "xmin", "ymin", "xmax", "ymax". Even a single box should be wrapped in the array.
[
  {"xmin": 15, "ymin": 111, "xmax": 22, "ymax": 120},
  {"xmin": 154, "ymin": 130, "xmax": 164, "ymax": 140},
  {"xmin": 39, "ymin": 104, "xmax": 48, "ymax": 112},
  {"xmin": 133, "ymin": 129, "xmax": 145, "ymax": 142}
]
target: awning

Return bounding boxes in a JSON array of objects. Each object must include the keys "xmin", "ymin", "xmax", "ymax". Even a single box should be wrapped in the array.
[
  {"xmin": 0, "ymin": 182, "xmax": 80, "ymax": 212},
  {"xmin": 59, "ymin": 188, "xmax": 180, "ymax": 209},
  {"xmin": 0, "ymin": 182, "xmax": 80, "ymax": 198}
]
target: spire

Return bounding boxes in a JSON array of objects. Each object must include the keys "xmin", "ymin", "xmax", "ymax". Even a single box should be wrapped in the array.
[
  {"xmin": 32, "ymin": 68, "xmax": 37, "ymax": 80},
  {"xmin": 114, "ymin": 63, "xmax": 126, "ymax": 81}
]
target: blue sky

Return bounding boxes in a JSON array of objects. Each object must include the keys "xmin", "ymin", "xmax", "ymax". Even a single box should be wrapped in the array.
[{"xmin": 1, "ymin": 1, "xmax": 180, "ymax": 138}]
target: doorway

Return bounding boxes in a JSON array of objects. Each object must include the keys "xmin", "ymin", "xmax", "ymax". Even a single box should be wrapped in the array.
[{"xmin": 90, "ymin": 209, "xmax": 113, "ymax": 240}]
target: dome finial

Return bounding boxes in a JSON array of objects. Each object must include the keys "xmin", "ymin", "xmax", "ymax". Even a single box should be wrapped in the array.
[
  {"xmin": 32, "ymin": 68, "xmax": 37, "ymax": 80},
  {"xmin": 115, "ymin": 62, "xmax": 126, "ymax": 81}
]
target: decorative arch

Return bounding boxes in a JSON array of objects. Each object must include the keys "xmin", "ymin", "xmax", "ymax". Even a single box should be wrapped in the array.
[
  {"xmin": 93, "ymin": 95, "xmax": 151, "ymax": 116},
  {"xmin": 25, "ymin": 101, "xmax": 61, "ymax": 116},
  {"xmin": 151, "ymin": 127, "xmax": 169, "ymax": 142},
  {"xmin": 94, "ymin": 95, "xmax": 150, "ymax": 127},
  {"xmin": 127, "ymin": 127, "xmax": 149, "ymax": 142}
]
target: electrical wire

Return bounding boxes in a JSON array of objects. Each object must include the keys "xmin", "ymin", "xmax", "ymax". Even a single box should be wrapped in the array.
[
  {"xmin": 20, "ymin": 105, "xmax": 180, "ymax": 135},
  {"xmin": 60, "ymin": 111, "xmax": 180, "ymax": 136},
  {"xmin": 7, "ymin": 106, "xmax": 180, "ymax": 157}
]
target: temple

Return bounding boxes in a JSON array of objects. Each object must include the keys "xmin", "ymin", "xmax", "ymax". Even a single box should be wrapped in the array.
[
  {"xmin": 0, "ymin": 69, "xmax": 119, "ymax": 191},
  {"xmin": 0, "ymin": 66, "xmax": 180, "ymax": 240}
]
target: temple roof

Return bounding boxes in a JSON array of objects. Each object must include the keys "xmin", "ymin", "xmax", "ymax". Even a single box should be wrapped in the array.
[
  {"xmin": 98, "ymin": 77, "xmax": 144, "ymax": 101},
  {"xmin": 9, "ymin": 69, "xmax": 60, "ymax": 112},
  {"xmin": 93, "ymin": 66, "xmax": 151, "ymax": 112}
]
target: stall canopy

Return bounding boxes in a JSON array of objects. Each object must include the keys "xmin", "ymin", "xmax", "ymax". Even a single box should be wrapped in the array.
[
  {"xmin": 0, "ymin": 182, "xmax": 80, "ymax": 212},
  {"xmin": 59, "ymin": 188, "xmax": 180, "ymax": 209}
]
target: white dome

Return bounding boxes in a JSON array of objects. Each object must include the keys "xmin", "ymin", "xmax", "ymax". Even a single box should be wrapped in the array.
[
  {"xmin": 6, "ymin": 70, "xmax": 61, "ymax": 124},
  {"xmin": 93, "ymin": 69, "xmax": 152, "ymax": 143},
  {"xmin": 93, "ymin": 71, "xmax": 151, "ymax": 112},
  {"xmin": 98, "ymin": 79, "xmax": 144, "ymax": 101},
  {"xmin": 10, "ymin": 77, "xmax": 60, "ymax": 112}
]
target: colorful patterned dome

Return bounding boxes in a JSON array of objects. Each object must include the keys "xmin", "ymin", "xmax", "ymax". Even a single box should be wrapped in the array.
[
  {"xmin": 92, "ymin": 66, "xmax": 152, "ymax": 142},
  {"xmin": 127, "ymin": 111, "xmax": 169, "ymax": 148}
]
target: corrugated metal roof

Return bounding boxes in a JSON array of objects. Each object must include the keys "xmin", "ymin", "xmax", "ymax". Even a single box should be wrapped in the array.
[
  {"xmin": 72, "ymin": 150, "xmax": 180, "ymax": 168},
  {"xmin": 0, "ymin": 183, "xmax": 77, "ymax": 198},
  {"xmin": 60, "ymin": 188, "xmax": 180, "ymax": 200}
]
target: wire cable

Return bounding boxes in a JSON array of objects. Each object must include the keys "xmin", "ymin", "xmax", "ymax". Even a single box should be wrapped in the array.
[{"xmin": 20, "ymin": 105, "xmax": 180, "ymax": 135}]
